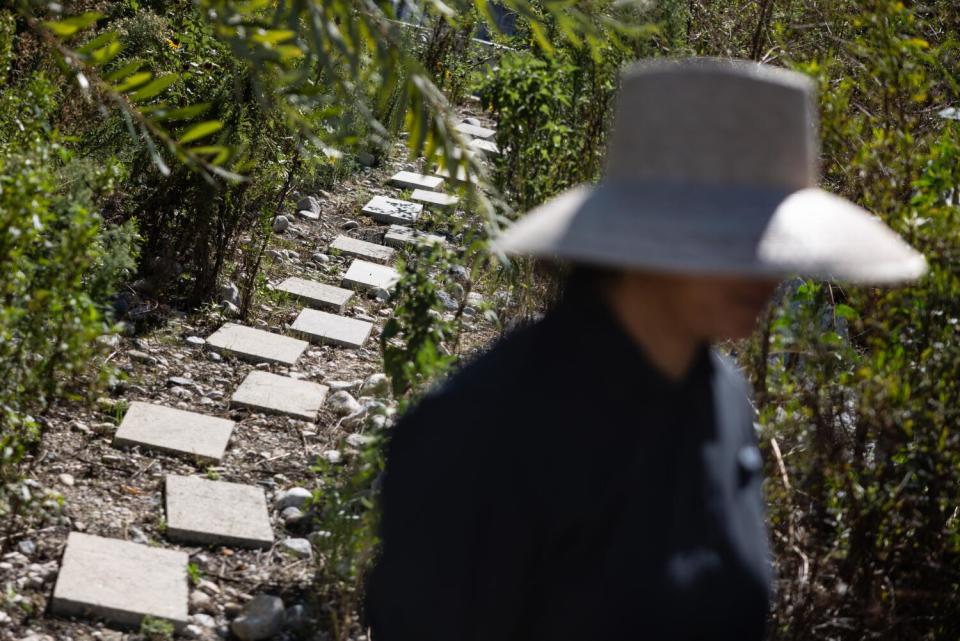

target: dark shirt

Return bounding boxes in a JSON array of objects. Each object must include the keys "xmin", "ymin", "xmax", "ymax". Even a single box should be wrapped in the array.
[{"xmin": 365, "ymin": 290, "xmax": 772, "ymax": 641}]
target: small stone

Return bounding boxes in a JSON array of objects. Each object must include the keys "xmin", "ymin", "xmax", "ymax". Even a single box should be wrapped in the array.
[
  {"xmin": 361, "ymin": 373, "xmax": 390, "ymax": 397},
  {"xmin": 279, "ymin": 538, "xmax": 312, "ymax": 559},
  {"xmin": 58, "ymin": 473, "xmax": 75, "ymax": 487},
  {"xmin": 171, "ymin": 386, "xmax": 193, "ymax": 399},
  {"xmin": 463, "ymin": 116, "xmax": 481, "ymax": 126},
  {"xmin": 168, "ymin": 376, "xmax": 195, "ymax": 388},
  {"xmin": 448, "ymin": 264, "xmax": 470, "ymax": 283},
  {"xmin": 184, "ymin": 624, "xmax": 203, "ymax": 638},
  {"xmin": 311, "ymin": 252, "xmax": 330, "ymax": 264},
  {"xmin": 97, "ymin": 334, "xmax": 121, "ymax": 349},
  {"xmin": 272, "ymin": 216, "xmax": 290, "ymax": 233},
  {"xmin": 197, "ymin": 580, "xmax": 221, "ymax": 596},
  {"xmin": 283, "ymin": 604, "xmax": 310, "ymax": 631},
  {"xmin": 17, "ymin": 539, "xmax": 36, "ymax": 556},
  {"xmin": 192, "ymin": 612, "xmax": 216, "ymax": 628},
  {"xmin": 128, "ymin": 350, "xmax": 157, "ymax": 365},
  {"xmin": 327, "ymin": 391, "xmax": 361, "ymax": 417},
  {"xmin": 274, "ymin": 487, "xmax": 312, "ymax": 511},
  {"xmin": 437, "ymin": 291, "xmax": 459, "ymax": 311},
  {"xmin": 341, "ymin": 220, "xmax": 360, "ymax": 231},
  {"xmin": 326, "ymin": 380, "xmax": 362, "ymax": 393},
  {"xmin": 186, "ymin": 336, "xmax": 206, "ymax": 348},
  {"xmin": 190, "ymin": 589, "xmax": 214, "ymax": 613},
  {"xmin": 296, "ymin": 195, "xmax": 321, "ymax": 215},
  {"xmin": 219, "ymin": 282, "xmax": 240, "ymax": 307},
  {"xmin": 265, "ymin": 249, "xmax": 283, "ymax": 261},
  {"xmin": 281, "ymin": 507, "xmax": 304, "ymax": 526},
  {"xmin": 208, "ymin": 351, "xmax": 223, "ymax": 362},
  {"xmin": 345, "ymin": 433, "xmax": 373, "ymax": 448},
  {"xmin": 221, "ymin": 300, "xmax": 240, "ymax": 317},
  {"xmin": 321, "ymin": 450, "xmax": 342, "ymax": 464},
  {"xmin": 231, "ymin": 594, "xmax": 285, "ymax": 641}
]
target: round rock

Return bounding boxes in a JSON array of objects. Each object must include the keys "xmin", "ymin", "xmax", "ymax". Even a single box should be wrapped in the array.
[{"xmin": 231, "ymin": 594, "xmax": 285, "ymax": 641}]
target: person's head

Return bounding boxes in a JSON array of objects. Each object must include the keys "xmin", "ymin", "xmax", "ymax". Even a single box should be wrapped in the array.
[
  {"xmin": 606, "ymin": 270, "xmax": 779, "ymax": 341},
  {"xmin": 567, "ymin": 265, "xmax": 778, "ymax": 342}
]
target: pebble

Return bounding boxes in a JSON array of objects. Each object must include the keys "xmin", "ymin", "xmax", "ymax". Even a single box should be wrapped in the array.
[
  {"xmin": 128, "ymin": 350, "xmax": 157, "ymax": 365},
  {"xmin": 327, "ymin": 390, "xmax": 361, "ymax": 417},
  {"xmin": 464, "ymin": 116, "xmax": 481, "ymax": 125},
  {"xmin": 346, "ymin": 433, "xmax": 374, "ymax": 448},
  {"xmin": 191, "ymin": 589, "xmax": 214, "ymax": 613},
  {"xmin": 221, "ymin": 300, "xmax": 240, "ymax": 317},
  {"xmin": 437, "ymin": 291, "xmax": 459, "ymax": 311},
  {"xmin": 341, "ymin": 220, "xmax": 360, "ymax": 230},
  {"xmin": 361, "ymin": 373, "xmax": 390, "ymax": 397},
  {"xmin": 17, "ymin": 539, "xmax": 36, "ymax": 556},
  {"xmin": 373, "ymin": 287, "xmax": 391, "ymax": 302},
  {"xmin": 186, "ymin": 336, "xmax": 206, "ymax": 347},
  {"xmin": 220, "ymin": 282, "xmax": 240, "ymax": 306},
  {"xmin": 281, "ymin": 506, "xmax": 304, "ymax": 526},
  {"xmin": 208, "ymin": 351, "xmax": 223, "ymax": 362},
  {"xmin": 297, "ymin": 195, "xmax": 321, "ymax": 214},
  {"xmin": 321, "ymin": 449, "xmax": 342, "ymax": 464},
  {"xmin": 326, "ymin": 379, "xmax": 362, "ymax": 392},
  {"xmin": 279, "ymin": 538, "xmax": 312, "ymax": 559},
  {"xmin": 272, "ymin": 215, "xmax": 290, "ymax": 233},
  {"xmin": 58, "ymin": 473, "xmax": 75, "ymax": 487},
  {"xmin": 448, "ymin": 264, "xmax": 470, "ymax": 283},
  {"xmin": 275, "ymin": 487, "xmax": 312, "ymax": 511},
  {"xmin": 231, "ymin": 594, "xmax": 285, "ymax": 641},
  {"xmin": 197, "ymin": 579, "xmax": 221, "ymax": 596},
  {"xmin": 168, "ymin": 376, "xmax": 195, "ymax": 387},
  {"xmin": 311, "ymin": 252, "xmax": 330, "ymax": 264}
]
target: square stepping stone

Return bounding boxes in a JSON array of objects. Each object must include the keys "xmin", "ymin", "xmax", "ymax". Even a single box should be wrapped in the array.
[
  {"xmin": 329, "ymin": 235, "xmax": 396, "ymax": 264},
  {"xmin": 470, "ymin": 138, "xmax": 500, "ymax": 155},
  {"xmin": 291, "ymin": 309, "xmax": 373, "ymax": 349},
  {"xmin": 341, "ymin": 259, "xmax": 400, "ymax": 292},
  {"xmin": 165, "ymin": 475, "xmax": 273, "ymax": 549},
  {"xmin": 410, "ymin": 188, "xmax": 459, "ymax": 209},
  {"xmin": 384, "ymin": 224, "xmax": 446, "ymax": 249},
  {"xmin": 113, "ymin": 402, "xmax": 235, "ymax": 462},
  {"xmin": 361, "ymin": 195, "xmax": 424, "ymax": 225},
  {"xmin": 277, "ymin": 277, "xmax": 353, "ymax": 313},
  {"xmin": 206, "ymin": 323, "xmax": 308, "ymax": 366},
  {"xmin": 456, "ymin": 122, "xmax": 496, "ymax": 139},
  {"xmin": 388, "ymin": 171, "xmax": 445, "ymax": 191},
  {"xmin": 434, "ymin": 165, "xmax": 478, "ymax": 184},
  {"xmin": 231, "ymin": 370, "xmax": 329, "ymax": 420},
  {"xmin": 52, "ymin": 532, "xmax": 188, "ymax": 630}
]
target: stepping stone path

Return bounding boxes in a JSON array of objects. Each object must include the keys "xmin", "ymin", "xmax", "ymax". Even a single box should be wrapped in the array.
[
  {"xmin": 52, "ymin": 532, "xmax": 189, "ymax": 631},
  {"xmin": 330, "ymin": 234, "xmax": 396, "ymax": 264},
  {"xmin": 292, "ymin": 309, "xmax": 374, "ymax": 349},
  {"xmin": 45, "ymin": 104, "xmax": 495, "ymax": 636},
  {"xmin": 342, "ymin": 259, "xmax": 401, "ymax": 292},
  {"xmin": 361, "ymin": 195, "xmax": 423, "ymax": 225},
  {"xmin": 277, "ymin": 276, "xmax": 354, "ymax": 312},
  {"xmin": 388, "ymin": 171, "xmax": 444, "ymax": 191},
  {"xmin": 456, "ymin": 122, "xmax": 496, "ymax": 139},
  {"xmin": 470, "ymin": 138, "xmax": 500, "ymax": 155},
  {"xmin": 232, "ymin": 370, "xmax": 329, "ymax": 421},
  {"xmin": 410, "ymin": 188, "xmax": 459, "ymax": 209},
  {"xmin": 165, "ymin": 475, "xmax": 274, "ymax": 549},
  {"xmin": 113, "ymin": 401, "xmax": 234, "ymax": 462},
  {"xmin": 384, "ymin": 224, "xmax": 446, "ymax": 249},
  {"xmin": 434, "ymin": 165, "xmax": 478, "ymax": 184},
  {"xmin": 206, "ymin": 323, "xmax": 308, "ymax": 365}
]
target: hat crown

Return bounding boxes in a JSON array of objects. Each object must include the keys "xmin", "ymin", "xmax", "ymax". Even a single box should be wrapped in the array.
[{"xmin": 606, "ymin": 58, "xmax": 818, "ymax": 191}]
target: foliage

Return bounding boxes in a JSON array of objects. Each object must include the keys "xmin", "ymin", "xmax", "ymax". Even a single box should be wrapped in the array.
[
  {"xmin": 0, "ymin": 71, "xmax": 134, "ymax": 530},
  {"xmin": 139, "ymin": 615, "xmax": 175, "ymax": 641},
  {"xmin": 729, "ymin": 1, "xmax": 960, "ymax": 638}
]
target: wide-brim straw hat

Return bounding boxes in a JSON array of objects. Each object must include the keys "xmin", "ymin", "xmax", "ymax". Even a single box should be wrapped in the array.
[{"xmin": 492, "ymin": 58, "xmax": 926, "ymax": 284}]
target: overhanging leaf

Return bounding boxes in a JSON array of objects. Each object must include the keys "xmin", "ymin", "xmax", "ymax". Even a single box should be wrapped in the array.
[{"xmin": 179, "ymin": 120, "xmax": 223, "ymax": 144}]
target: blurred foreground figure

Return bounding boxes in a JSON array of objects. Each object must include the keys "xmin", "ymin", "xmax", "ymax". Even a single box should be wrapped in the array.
[{"xmin": 365, "ymin": 58, "xmax": 925, "ymax": 640}]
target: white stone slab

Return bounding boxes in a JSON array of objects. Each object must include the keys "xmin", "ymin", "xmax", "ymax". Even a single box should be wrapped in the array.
[
  {"xmin": 361, "ymin": 195, "xmax": 424, "ymax": 225},
  {"xmin": 52, "ymin": 532, "xmax": 188, "ymax": 630},
  {"xmin": 341, "ymin": 259, "xmax": 400, "ymax": 292},
  {"xmin": 291, "ymin": 309, "xmax": 373, "ymax": 349},
  {"xmin": 329, "ymin": 235, "xmax": 396, "ymax": 264},
  {"xmin": 165, "ymin": 475, "xmax": 273, "ymax": 549},
  {"xmin": 456, "ymin": 122, "xmax": 496, "ymax": 139},
  {"xmin": 295, "ymin": 209, "xmax": 320, "ymax": 221},
  {"xmin": 206, "ymin": 323, "xmax": 308, "ymax": 365},
  {"xmin": 410, "ymin": 189, "xmax": 459, "ymax": 208},
  {"xmin": 277, "ymin": 277, "xmax": 353, "ymax": 313},
  {"xmin": 384, "ymin": 225, "xmax": 446, "ymax": 249},
  {"xmin": 470, "ymin": 138, "xmax": 500, "ymax": 155},
  {"xmin": 434, "ymin": 165, "xmax": 478, "ymax": 184},
  {"xmin": 113, "ymin": 402, "xmax": 234, "ymax": 463},
  {"xmin": 231, "ymin": 370, "xmax": 329, "ymax": 420},
  {"xmin": 388, "ymin": 171, "xmax": 445, "ymax": 191}
]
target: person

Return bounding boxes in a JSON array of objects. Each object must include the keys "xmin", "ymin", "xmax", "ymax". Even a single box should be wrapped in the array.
[{"xmin": 363, "ymin": 58, "xmax": 925, "ymax": 640}]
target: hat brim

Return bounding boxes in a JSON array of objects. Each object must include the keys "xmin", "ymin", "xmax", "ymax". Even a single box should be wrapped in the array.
[{"xmin": 492, "ymin": 182, "xmax": 927, "ymax": 285}]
